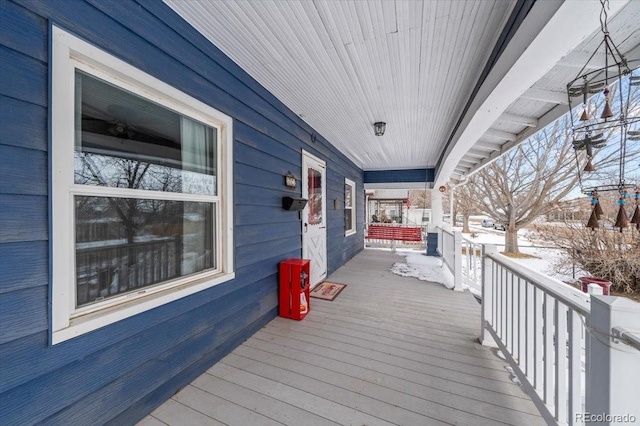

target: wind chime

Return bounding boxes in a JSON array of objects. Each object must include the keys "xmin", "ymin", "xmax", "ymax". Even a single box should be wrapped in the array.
[{"xmin": 567, "ymin": 0, "xmax": 640, "ymax": 232}]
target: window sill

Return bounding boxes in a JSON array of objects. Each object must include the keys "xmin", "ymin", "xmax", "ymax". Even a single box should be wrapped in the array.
[{"xmin": 345, "ymin": 230, "xmax": 356, "ymax": 237}]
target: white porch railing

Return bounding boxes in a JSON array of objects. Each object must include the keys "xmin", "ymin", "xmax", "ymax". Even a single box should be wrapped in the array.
[
  {"xmin": 482, "ymin": 244, "xmax": 591, "ymax": 425},
  {"xmin": 435, "ymin": 232, "xmax": 640, "ymax": 425},
  {"xmin": 438, "ymin": 227, "xmax": 482, "ymax": 293}
]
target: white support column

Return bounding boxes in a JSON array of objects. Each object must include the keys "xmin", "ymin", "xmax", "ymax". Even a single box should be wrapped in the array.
[
  {"xmin": 585, "ymin": 296, "xmax": 640, "ymax": 425},
  {"xmin": 429, "ymin": 189, "xmax": 443, "ymax": 233},
  {"xmin": 481, "ymin": 244, "xmax": 498, "ymax": 346},
  {"xmin": 453, "ymin": 230, "xmax": 463, "ymax": 292}
]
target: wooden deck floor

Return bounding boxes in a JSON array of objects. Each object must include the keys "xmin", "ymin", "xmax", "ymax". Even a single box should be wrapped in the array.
[{"xmin": 139, "ymin": 249, "xmax": 545, "ymax": 426}]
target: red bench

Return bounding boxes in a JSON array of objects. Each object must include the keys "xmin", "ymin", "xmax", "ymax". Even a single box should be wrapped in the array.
[{"xmin": 366, "ymin": 225, "xmax": 423, "ymax": 242}]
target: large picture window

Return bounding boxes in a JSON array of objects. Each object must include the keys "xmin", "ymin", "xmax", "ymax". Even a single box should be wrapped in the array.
[
  {"xmin": 51, "ymin": 27, "xmax": 234, "ymax": 343},
  {"xmin": 345, "ymin": 178, "xmax": 356, "ymax": 236}
]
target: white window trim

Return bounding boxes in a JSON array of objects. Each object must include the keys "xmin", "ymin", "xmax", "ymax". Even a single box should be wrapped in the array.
[
  {"xmin": 51, "ymin": 26, "xmax": 234, "ymax": 344},
  {"xmin": 345, "ymin": 178, "xmax": 356, "ymax": 236}
]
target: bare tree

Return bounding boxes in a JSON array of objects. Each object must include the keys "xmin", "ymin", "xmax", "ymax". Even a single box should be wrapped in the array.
[
  {"xmin": 469, "ymin": 118, "xmax": 583, "ymax": 252},
  {"xmin": 465, "ymin": 81, "xmax": 639, "ymax": 253},
  {"xmin": 408, "ymin": 189, "xmax": 431, "ymax": 209},
  {"xmin": 442, "ymin": 180, "xmax": 480, "ymax": 233},
  {"xmin": 453, "ymin": 179, "xmax": 481, "ymax": 233}
]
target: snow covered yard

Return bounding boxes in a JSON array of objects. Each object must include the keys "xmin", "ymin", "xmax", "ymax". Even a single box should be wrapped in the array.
[{"xmin": 387, "ymin": 226, "xmax": 588, "ymax": 295}]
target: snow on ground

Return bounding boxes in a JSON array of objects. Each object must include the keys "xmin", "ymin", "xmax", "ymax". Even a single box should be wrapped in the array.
[
  {"xmin": 460, "ymin": 225, "xmax": 588, "ymax": 283},
  {"xmin": 389, "ymin": 251, "xmax": 455, "ymax": 289},
  {"xmin": 388, "ymin": 225, "xmax": 588, "ymax": 293}
]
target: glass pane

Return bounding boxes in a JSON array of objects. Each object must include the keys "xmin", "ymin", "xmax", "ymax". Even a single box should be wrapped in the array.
[
  {"xmin": 345, "ymin": 209, "xmax": 353, "ymax": 231},
  {"xmin": 75, "ymin": 196, "xmax": 215, "ymax": 307},
  {"xmin": 74, "ymin": 71, "xmax": 217, "ymax": 195},
  {"xmin": 308, "ymin": 167, "xmax": 323, "ymax": 226},
  {"xmin": 345, "ymin": 184, "xmax": 352, "ymax": 208}
]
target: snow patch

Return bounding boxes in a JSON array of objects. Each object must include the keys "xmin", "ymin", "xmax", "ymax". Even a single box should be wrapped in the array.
[
  {"xmin": 390, "ymin": 253, "xmax": 455, "ymax": 289},
  {"xmin": 505, "ymin": 366, "xmax": 522, "ymax": 386}
]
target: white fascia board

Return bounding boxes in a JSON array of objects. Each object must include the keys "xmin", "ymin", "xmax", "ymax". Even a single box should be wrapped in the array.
[{"xmin": 434, "ymin": 0, "xmax": 629, "ymax": 186}]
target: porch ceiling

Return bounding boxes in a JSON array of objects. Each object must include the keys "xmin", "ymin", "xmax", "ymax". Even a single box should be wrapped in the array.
[{"xmin": 164, "ymin": 0, "xmax": 639, "ymax": 185}]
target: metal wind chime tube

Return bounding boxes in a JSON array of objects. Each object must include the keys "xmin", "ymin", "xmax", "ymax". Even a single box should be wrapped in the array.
[{"xmin": 567, "ymin": 0, "xmax": 639, "ymax": 232}]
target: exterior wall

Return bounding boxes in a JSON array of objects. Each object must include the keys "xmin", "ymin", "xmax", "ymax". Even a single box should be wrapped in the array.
[{"xmin": 0, "ymin": 1, "xmax": 364, "ymax": 424}]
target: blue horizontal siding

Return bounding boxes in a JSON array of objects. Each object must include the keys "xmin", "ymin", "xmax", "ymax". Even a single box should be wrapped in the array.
[
  {"xmin": 364, "ymin": 168, "xmax": 435, "ymax": 184},
  {"xmin": 0, "ymin": 46, "xmax": 47, "ymax": 107},
  {"xmin": 0, "ymin": 1, "xmax": 47, "ymax": 62},
  {"xmin": 0, "ymin": 241, "xmax": 48, "ymax": 294},
  {"xmin": 0, "ymin": 146, "xmax": 47, "ymax": 196},
  {"xmin": 2, "ymin": 97, "xmax": 48, "ymax": 151},
  {"xmin": 0, "ymin": 0, "xmax": 365, "ymax": 423},
  {"xmin": 0, "ymin": 194, "xmax": 48, "ymax": 243},
  {"xmin": 0, "ymin": 286, "xmax": 48, "ymax": 345}
]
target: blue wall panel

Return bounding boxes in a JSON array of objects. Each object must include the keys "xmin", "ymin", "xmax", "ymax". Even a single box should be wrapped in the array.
[
  {"xmin": 0, "ymin": 0, "xmax": 365, "ymax": 424},
  {"xmin": 364, "ymin": 168, "xmax": 435, "ymax": 184}
]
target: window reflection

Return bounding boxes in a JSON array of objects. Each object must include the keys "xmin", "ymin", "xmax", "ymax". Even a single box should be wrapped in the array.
[
  {"xmin": 75, "ymin": 196, "xmax": 215, "ymax": 307},
  {"xmin": 74, "ymin": 71, "xmax": 217, "ymax": 196},
  {"xmin": 308, "ymin": 167, "xmax": 323, "ymax": 225}
]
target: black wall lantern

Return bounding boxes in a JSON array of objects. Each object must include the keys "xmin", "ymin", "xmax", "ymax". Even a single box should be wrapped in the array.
[
  {"xmin": 374, "ymin": 122, "xmax": 386, "ymax": 136},
  {"xmin": 284, "ymin": 171, "xmax": 297, "ymax": 188}
]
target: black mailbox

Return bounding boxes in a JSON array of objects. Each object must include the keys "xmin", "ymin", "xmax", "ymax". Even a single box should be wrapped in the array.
[{"xmin": 282, "ymin": 197, "xmax": 308, "ymax": 211}]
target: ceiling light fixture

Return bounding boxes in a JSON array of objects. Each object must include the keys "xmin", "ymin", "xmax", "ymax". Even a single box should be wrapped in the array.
[{"xmin": 374, "ymin": 122, "xmax": 386, "ymax": 136}]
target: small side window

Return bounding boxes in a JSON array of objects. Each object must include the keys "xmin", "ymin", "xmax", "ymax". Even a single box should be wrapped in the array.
[{"xmin": 345, "ymin": 178, "xmax": 356, "ymax": 236}]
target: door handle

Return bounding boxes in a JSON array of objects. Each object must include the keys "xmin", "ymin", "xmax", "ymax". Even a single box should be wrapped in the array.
[{"xmin": 304, "ymin": 223, "xmax": 308, "ymax": 233}]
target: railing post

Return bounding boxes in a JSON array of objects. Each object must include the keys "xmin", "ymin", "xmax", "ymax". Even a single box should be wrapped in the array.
[
  {"xmin": 453, "ymin": 230, "xmax": 463, "ymax": 291},
  {"xmin": 585, "ymin": 296, "xmax": 640, "ymax": 425},
  {"xmin": 481, "ymin": 244, "xmax": 498, "ymax": 346}
]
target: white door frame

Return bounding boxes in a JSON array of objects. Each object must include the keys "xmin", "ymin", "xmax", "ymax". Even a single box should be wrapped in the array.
[{"xmin": 301, "ymin": 150, "xmax": 327, "ymax": 287}]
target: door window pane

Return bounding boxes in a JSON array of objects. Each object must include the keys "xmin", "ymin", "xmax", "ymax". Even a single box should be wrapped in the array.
[
  {"xmin": 74, "ymin": 71, "xmax": 217, "ymax": 195},
  {"xmin": 75, "ymin": 196, "xmax": 215, "ymax": 307},
  {"xmin": 308, "ymin": 167, "xmax": 323, "ymax": 225}
]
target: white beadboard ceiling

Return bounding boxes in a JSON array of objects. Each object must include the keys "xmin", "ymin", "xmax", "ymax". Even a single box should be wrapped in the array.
[{"xmin": 164, "ymin": 0, "xmax": 639, "ymax": 185}]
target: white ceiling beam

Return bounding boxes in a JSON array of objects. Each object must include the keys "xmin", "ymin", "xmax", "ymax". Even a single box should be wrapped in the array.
[
  {"xmin": 466, "ymin": 149, "xmax": 489, "ymax": 158},
  {"xmin": 458, "ymin": 159, "xmax": 476, "ymax": 166},
  {"xmin": 520, "ymin": 88, "xmax": 568, "ymax": 105},
  {"xmin": 500, "ymin": 112, "xmax": 538, "ymax": 127},
  {"xmin": 485, "ymin": 128, "xmax": 517, "ymax": 141},
  {"xmin": 475, "ymin": 140, "xmax": 502, "ymax": 151}
]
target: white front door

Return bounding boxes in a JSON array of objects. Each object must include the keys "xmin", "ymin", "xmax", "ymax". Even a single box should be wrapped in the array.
[{"xmin": 302, "ymin": 150, "xmax": 327, "ymax": 287}]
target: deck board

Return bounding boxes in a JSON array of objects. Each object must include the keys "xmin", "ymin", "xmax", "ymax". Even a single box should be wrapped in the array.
[{"xmin": 141, "ymin": 250, "xmax": 545, "ymax": 425}]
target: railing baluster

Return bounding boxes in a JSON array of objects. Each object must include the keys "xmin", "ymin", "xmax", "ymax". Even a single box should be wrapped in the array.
[
  {"xmin": 526, "ymin": 281, "xmax": 535, "ymax": 380},
  {"xmin": 500, "ymin": 266, "xmax": 506, "ymax": 341},
  {"xmin": 544, "ymin": 292, "xmax": 555, "ymax": 406},
  {"xmin": 518, "ymin": 277, "xmax": 526, "ymax": 366},
  {"xmin": 555, "ymin": 301, "xmax": 568, "ymax": 423},
  {"xmin": 568, "ymin": 310, "xmax": 583, "ymax": 425},
  {"xmin": 534, "ymin": 287, "xmax": 544, "ymax": 390},
  {"xmin": 505, "ymin": 269, "xmax": 510, "ymax": 348},
  {"xmin": 509, "ymin": 274, "xmax": 518, "ymax": 358}
]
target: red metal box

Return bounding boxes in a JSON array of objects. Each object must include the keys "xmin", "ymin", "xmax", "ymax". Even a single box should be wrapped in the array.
[{"xmin": 279, "ymin": 258, "xmax": 311, "ymax": 320}]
